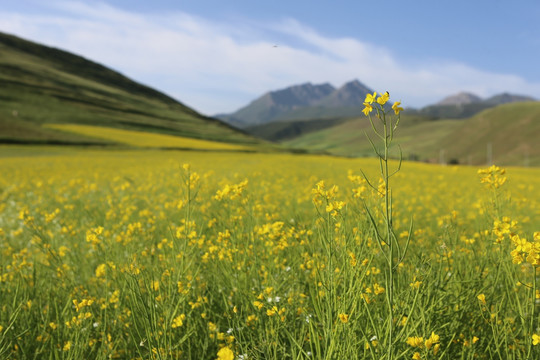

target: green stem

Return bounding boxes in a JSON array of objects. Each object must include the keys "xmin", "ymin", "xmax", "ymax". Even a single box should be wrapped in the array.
[
  {"xmin": 527, "ymin": 269, "xmax": 537, "ymax": 358},
  {"xmin": 383, "ymin": 111, "xmax": 395, "ymax": 360}
]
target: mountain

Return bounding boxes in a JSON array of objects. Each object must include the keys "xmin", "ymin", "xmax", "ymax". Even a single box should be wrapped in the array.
[
  {"xmin": 220, "ymin": 77, "xmax": 537, "ymax": 130},
  {"xmin": 0, "ymin": 31, "xmax": 260, "ymax": 146},
  {"xmin": 217, "ymin": 80, "xmax": 374, "ymax": 128},
  {"xmin": 484, "ymin": 92, "xmax": 536, "ymax": 105},
  {"xmin": 216, "ymin": 82, "xmax": 336, "ymax": 128},
  {"xmin": 411, "ymin": 91, "xmax": 537, "ymax": 119},
  {"xmin": 315, "ymin": 80, "xmax": 372, "ymax": 107},
  {"xmin": 436, "ymin": 92, "xmax": 483, "ymax": 106}
]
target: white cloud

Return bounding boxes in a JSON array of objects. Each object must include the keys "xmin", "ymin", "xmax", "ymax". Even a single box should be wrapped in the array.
[{"xmin": 1, "ymin": 1, "xmax": 539, "ymax": 114}]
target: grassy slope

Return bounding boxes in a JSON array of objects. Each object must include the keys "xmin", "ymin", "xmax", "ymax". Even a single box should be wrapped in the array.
[
  {"xmin": 0, "ymin": 32, "xmax": 262, "ymax": 147},
  {"xmin": 438, "ymin": 101, "xmax": 540, "ymax": 166},
  {"xmin": 282, "ymin": 114, "xmax": 440, "ymax": 157},
  {"xmin": 245, "ymin": 117, "xmax": 349, "ymax": 142},
  {"xmin": 284, "ymin": 102, "xmax": 540, "ymax": 166}
]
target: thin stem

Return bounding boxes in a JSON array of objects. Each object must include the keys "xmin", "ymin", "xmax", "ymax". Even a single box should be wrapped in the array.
[{"xmin": 383, "ymin": 110, "xmax": 394, "ymax": 360}]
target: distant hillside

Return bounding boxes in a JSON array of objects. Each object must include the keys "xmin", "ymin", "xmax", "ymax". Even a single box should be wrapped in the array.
[
  {"xmin": 484, "ymin": 93, "xmax": 536, "ymax": 105},
  {"xmin": 407, "ymin": 91, "xmax": 536, "ymax": 119},
  {"xmin": 246, "ymin": 117, "xmax": 349, "ymax": 142},
  {"xmin": 437, "ymin": 92, "xmax": 483, "ymax": 106},
  {"xmin": 217, "ymin": 80, "xmax": 373, "ymax": 128},
  {"xmin": 0, "ymin": 32, "xmax": 260, "ymax": 147},
  {"xmin": 282, "ymin": 102, "xmax": 540, "ymax": 166}
]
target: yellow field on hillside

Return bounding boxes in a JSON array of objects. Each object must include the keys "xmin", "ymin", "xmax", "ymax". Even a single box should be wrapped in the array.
[{"xmin": 45, "ymin": 124, "xmax": 253, "ymax": 151}]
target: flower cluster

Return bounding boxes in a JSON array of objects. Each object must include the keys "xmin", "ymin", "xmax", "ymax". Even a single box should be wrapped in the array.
[
  {"xmin": 214, "ymin": 179, "xmax": 248, "ymax": 201},
  {"xmin": 312, "ymin": 180, "xmax": 345, "ymax": 217},
  {"xmin": 406, "ymin": 332, "xmax": 441, "ymax": 355},
  {"xmin": 510, "ymin": 232, "xmax": 540, "ymax": 266},
  {"xmin": 478, "ymin": 165, "xmax": 507, "ymax": 189},
  {"xmin": 362, "ymin": 91, "xmax": 403, "ymax": 116}
]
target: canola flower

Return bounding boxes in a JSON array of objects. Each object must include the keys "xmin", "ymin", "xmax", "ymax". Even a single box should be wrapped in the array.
[
  {"xmin": 478, "ymin": 165, "xmax": 507, "ymax": 189},
  {"xmin": 216, "ymin": 346, "xmax": 234, "ymax": 360},
  {"xmin": 0, "ymin": 148, "xmax": 538, "ymax": 359}
]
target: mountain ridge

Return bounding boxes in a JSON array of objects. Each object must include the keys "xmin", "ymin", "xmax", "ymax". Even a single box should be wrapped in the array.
[
  {"xmin": 217, "ymin": 79, "xmax": 374, "ymax": 127},
  {"xmin": 218, "ymin": 80, "xmax": 537, "ymax": 128}
]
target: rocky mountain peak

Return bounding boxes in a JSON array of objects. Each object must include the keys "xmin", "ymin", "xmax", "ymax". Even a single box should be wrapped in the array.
[
  {"xmin": 267, "ymin": 82, "xmax": 335, "ymax": 107},
  {"xmin": 314, "ymin": 79, "xmax": 373, "ymax": 107}
]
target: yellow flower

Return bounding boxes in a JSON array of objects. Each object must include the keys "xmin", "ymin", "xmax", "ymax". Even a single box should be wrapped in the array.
[
  {"xmin": 392, "ymin": 101, "xmax": 403, "ymax": 115},
  {"xmin": 377, "ymin": 91, "xmax": 390, "ymax": 105},
  {"xmin": 424, "ymin": 332, "xmax": 440, "ymax": 349},
  {"xmin": 338, "ymin": 313, "xmax": 349, "ymax": 323},
  {"xmin": 406, "ymin": 336, "xmax": 424, "ymax": 348},
  {"xmin": 63, "ymin": 341, "xmax": 71, "ymax": 351},
  {"xmin": 208, "ymin": 322, "xmax": 218, "ymax": 332},
  {"xmin": 216, "ymin": 346, "xmax": 234, "ymax": 360},
  {"xmin": 95, "ymin": 263, "xmax": 106, "ymax": 278},
  {"xmin": 412, "ymin": 352, "xmax": 421, "ymax": 360},
  {"xmin": 266, "ymin": 306, "xmax": 278, "ymax": 316},
  {"xmin": 362, "ymin": 102, "xmax": 373, "ymax": 116},
  {"xmin": 365, "ymin": 92, "xmax": 377, "ymax": 104},
  {"xmin": 533, "ymin": 333, "xmax": 540, "ymax": 346},
  {"xmin": 253, "ymin": 300, "xmax": 263, "ymax": 310},
  {"xmin": 246, "ymin": 314, "xmax": 258, "ymax": 326},
  {"xmin": 399, "ymin": 316, "xmax": 408, "ymax": 326},
  {"xmin": 373, "ymin": 283, "xmax": 385, "ymax": 295},
  {"xmin": 171, "ymin": 314, "xmax": 186, "ymax": 328},
  {"xmin": 478, "ymin": 165, "xmax": 507, "ymax": 189},
  {"xmin": 477, "ymin": 293, "xmax": 486, "ymax": 305},
  {"xmin": 58, "ymin": 245, "xmax": 69, "ymax": 257}
]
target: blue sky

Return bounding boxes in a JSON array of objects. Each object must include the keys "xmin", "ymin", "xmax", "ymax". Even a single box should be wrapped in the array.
[{"xmin": 2, "ymin": 0, "xmax": 540, "ymax": 115}]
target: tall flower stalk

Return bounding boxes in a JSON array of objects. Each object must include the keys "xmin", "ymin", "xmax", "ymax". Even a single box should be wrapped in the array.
[{"xmin": 361, "ymin": 92, "xmax": 412, "ymax": 359}]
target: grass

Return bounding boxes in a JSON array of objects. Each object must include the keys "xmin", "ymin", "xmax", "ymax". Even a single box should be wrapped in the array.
[{"xmin": 0, "ymin": 146, "xmax": 539, "ymax": 359}]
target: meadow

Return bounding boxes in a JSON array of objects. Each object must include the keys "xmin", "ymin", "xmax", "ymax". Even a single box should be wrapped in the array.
[{"xmin": 0, "ymin": 146, "xmax": 539, "ymax": 360}]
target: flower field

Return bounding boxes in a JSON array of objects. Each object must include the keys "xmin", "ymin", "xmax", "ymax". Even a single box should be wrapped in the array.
[{"xmin": 0, "ymin": 148, "xmax": 539, "ymax": 359}]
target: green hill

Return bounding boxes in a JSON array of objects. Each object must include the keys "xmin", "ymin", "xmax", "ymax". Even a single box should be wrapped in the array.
[
  {"xmin": 246, "ymin": 117, "xmax": 349, "ymax": 141},
  {"xmin": 437, "ymin": 101, "xmax": 540, "ymax": 166},
  {"xmin": 0, "ymin": 32, "xmax": 260, "ymax": 147},
  {"xmin": 283, "ymin": 102, "xmax": 540, "ymax": 166}
]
